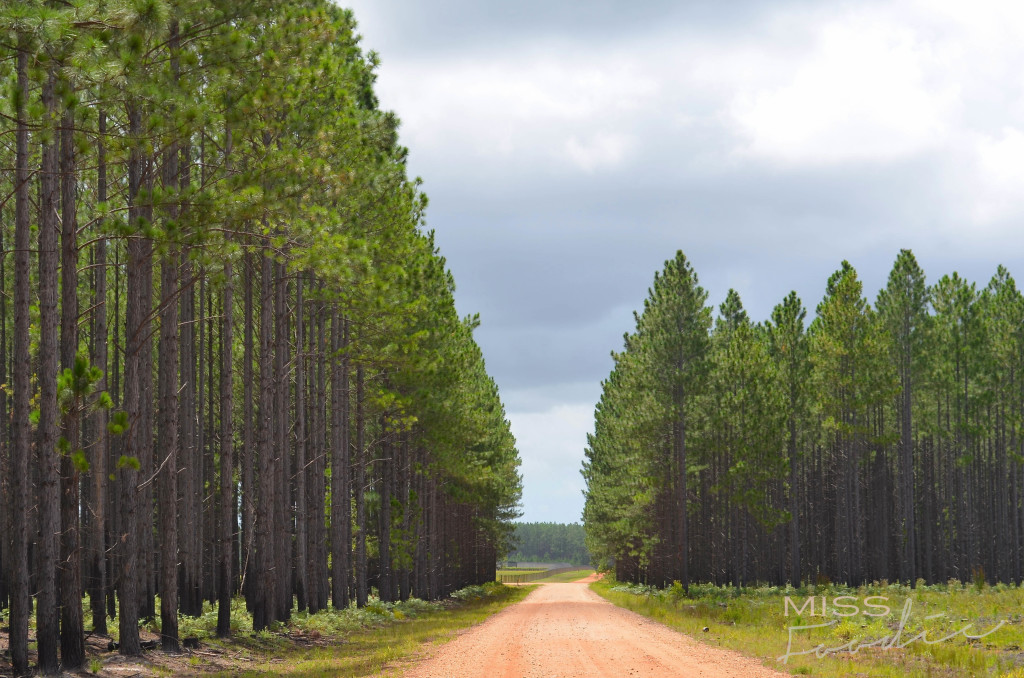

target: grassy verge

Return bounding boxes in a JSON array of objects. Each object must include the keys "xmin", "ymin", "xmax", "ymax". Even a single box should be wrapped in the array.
[
  {"xmin": 532, "ymin": 569, "xmax": 595, "ymax": 583},
  {"xmin": 591, "ymin": 577, "xmax": 1024, "ymax": 677},
  {"xmin": 204, "ymin": 582, "xmax": 532, "ymax": 677},
  {"xmin": 0, "ymin": 583, "xmax": 531, "ymax": 677}
]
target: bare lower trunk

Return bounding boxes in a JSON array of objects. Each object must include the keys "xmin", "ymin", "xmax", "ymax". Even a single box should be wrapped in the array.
[
  {"xmin": 242, "ymin": 254, "xmax": 255, "ymax": 608},
  {"xmin": 379, "ymin": 427, "xmax": 393, "ymax": 602},
  {"xmin": 138, "ymin": 152, "xmax": 157, "ymax": 623},
  {"xmin": 252, "ymin": 250, "xmax": 276, "ymax": 632},
  {"xmin": 675, "ymin": 414, "xmax": 688, "ymax": 593},
  {"xmin": 157, "ymin": 85, "xmax": 181, "ymax": 649},
  {"xmin": 119, "ymin": 101, "xmax": 147, "ymax": 658},
  {"xmin": 355, "ymin": 364, "xmax": 367, "ymax": 607},
  {"xmin": 308, "ymin": 297, "xmax": 328, "ymax": 613},
  {"xmin": 59, "ymin": 103, "xmax": 86, "ymax": 670},
  {"xmin": 788, "ymin": 413, "xmax": 800, "ymax": 585},
  {"xmin": 273, "ymin": 262, "xmax": 290, "ymax": 621},
  {"xmin": 217, "ymin": 259, "xmax": 234, "ymax": 637},
  {"xmin": 178, "ymin": 256, "xmax": 199, "ymax": 616},
  {"xmin": 157, "ymin": 245, "xmax": 180, "ymax": 652},
  {"xmin": 330, "ymin": 312, "xmax": 350, "ymax": 609},
  {"xmin": 88, "ymin": 109, "xmax": 110, "ymax": 637},
  {"xmin": 295, "ymin": 277, "xmax": 308, "ymax": 611}
]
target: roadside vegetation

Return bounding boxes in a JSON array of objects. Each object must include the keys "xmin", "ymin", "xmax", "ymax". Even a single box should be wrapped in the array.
[
  {"xmin": 592, "ymin": 576, "xmax": 1024, "ymax": 677},
  {"xmin": 208, "ymin": 583, "xmax": 532, "ymax": 678},
  {"xmin": 0, "ymin": 583, "xmax": 530, "ymax": 677}
]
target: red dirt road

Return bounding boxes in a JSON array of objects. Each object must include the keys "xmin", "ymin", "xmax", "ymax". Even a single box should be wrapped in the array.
[{"xmin": 404, "ymin": 577, "xmax": 788, "ymax": 678}]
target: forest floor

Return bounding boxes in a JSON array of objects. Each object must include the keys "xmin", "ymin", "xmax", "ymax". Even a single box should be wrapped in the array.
[
  {"xmin": 404, "ymin": 573, "xmax": 788, "ymax": 678},
  {"xmin": 0, "ymin": 582, "xmax": 530, "ymax": 677},
  {"xmin": 592, "ymin": 577, "xmax": 1024, "ymax": 677}
]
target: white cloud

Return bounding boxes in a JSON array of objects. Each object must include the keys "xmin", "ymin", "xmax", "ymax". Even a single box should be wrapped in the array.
[
  {"xmin": 965, "ymin": 127, "xmax": 1024, "ymax": 226},
  {"xmin": 377, "ymin": 51, "xmax": 658, "ymax": 173},
  {"xmin": 564, "ymin": 133, "xmax": 633, "ymax": 172},
  {"xmin": 731, "ymin": 13, "xmax": 959, "ymax": 164}
]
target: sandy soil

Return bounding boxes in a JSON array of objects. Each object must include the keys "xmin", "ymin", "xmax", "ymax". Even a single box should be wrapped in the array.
[{"xmin": 404, "ymin": 578, "xmax": 788, "ymax": 678}]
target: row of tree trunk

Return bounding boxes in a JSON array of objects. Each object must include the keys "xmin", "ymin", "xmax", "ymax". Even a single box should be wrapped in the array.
[
  {"xmin": 590, "ymin": 251, "xmax": 1024, "ymax": 593},
  {"xmin": 0, "ymin": 3, "xmax": 519, "ymax": 676}
]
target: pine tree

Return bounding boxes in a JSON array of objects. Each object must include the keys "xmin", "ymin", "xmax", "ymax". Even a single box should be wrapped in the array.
[
  {"xmin": 637, "ymin": 252, "xmax": 711, "ymax": 589},
  {"xmin": 767, "ymin": 291, "xmax": 810, "ymax": 585},
  {"xmin": 876, "ymin": 249, "xmax": 929, "ymax": 583}
]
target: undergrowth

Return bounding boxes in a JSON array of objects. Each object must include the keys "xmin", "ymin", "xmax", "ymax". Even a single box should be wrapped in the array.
[
  {"xmin": 0, "ymin": 582, "xmax": 524, "ymax": 678},
  {"xmin": 594, "ymin": 576, "xmax": 1024, "ymax": 677}
]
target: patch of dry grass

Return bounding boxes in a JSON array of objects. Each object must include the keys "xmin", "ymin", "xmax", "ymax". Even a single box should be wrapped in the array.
[{"xmin": 591, "ymin": 577, "xmax": 1024, "ymax": 677}]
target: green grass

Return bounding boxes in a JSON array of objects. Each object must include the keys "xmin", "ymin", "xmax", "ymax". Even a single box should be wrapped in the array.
[
  {"xmin": 531, "ymin": 568, "xmax": 595, "ymax": 583},
  {"xmin": 205, "ymin": 582, "xmax": 533, "ymax": 677},
  {"xmin": 591, "ymin": 577, "xmax": 1024, "ymax": 677}
]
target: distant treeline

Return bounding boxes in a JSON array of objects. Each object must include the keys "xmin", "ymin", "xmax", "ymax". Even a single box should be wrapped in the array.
[
  {"xmin": 508, "ymin": 523, "xmax": 591, "ymax": 566},
  {"xmin": 585, "ymin": 249, "xmax": 1024, "ymax": 590}
]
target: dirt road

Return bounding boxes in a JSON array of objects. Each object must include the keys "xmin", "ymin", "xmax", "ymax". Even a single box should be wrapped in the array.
[{"xmin": 404, "ymin": 576, "xmax": 788, "ymax": 678}]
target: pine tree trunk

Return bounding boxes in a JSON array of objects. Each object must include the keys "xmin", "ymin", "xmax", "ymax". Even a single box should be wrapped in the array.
[
  {"xmin": 107, "ymin": 232, "xmax": 121, "ymax": 623},
  {"xmin": 37, "ymin": 66, "xmax": 63, "ymax": 675},
  {"xmin": 157, "ymin": 249, "xmax": 180, "ymax": 651},
  {"xmin": 59, "ymin": 102, "xmax": 86, "ymax": 669},
  {"xmin": 355, "ymin": 364, "xmax": 368, "ymax": 607},
  {"xmin": 138, "ymin": 156, "xmax": 157, "ymax": 623},
  {"xmin": 788, "ymin": 371, "xmax": 800, "ymax": 585},
  {"xmin": 217, "ymin": 258, "xmax": 234, "ymax": 637},
  {"xmin": 9, "ymin": 42, "xmax": 32, "ymax": 677},
  {"xmin": 88, "ymin": 109, "xmax": 110, "ymax": 637},
  {"xmin": 399, "ymin": 434, "xmax": 411, "ymax": 601},
  {"xmin": 195, "ymin": 271, "xmax": 208, "ymax": 610},
  {"xmin": 0, "ymin": 200, "xmax": 7, "ymax": 619},
  {"xmin": 139, "ymin": 161, "xmax": 156, "ymax": 621},
  {"xmin": 119, "ymin": 100, "xmax": 146, "ymax": 657},
  {"xmin": 157, "ymin": 95, "xmax": 181, "ymax": 650},
  {"xmin": 252, "ymin": 250, "xmax": 276, "ymax": 632},
  {"xmin": 242, "ymin": 253, "xmax": 255, "ymax": 608},
  {"xmin": 178, "ymin": 257, "xmax": 199, "ymax": 616},
  {"xmin": 182, "ymin": 135, "xmax": 203, "ymax": 618},
  {"xmin": 205, "ymin": 275, "xmax": 216, "ymax": 605},
  {"xmin": 379, "ymin": 428, "xmax": 393, "ymax": 602},
  {"xmin": 273, "ymin": 262, "xmax": 290, "ymax": 621},
  {"xmin": 295, "ymin": 277, "xmax": 308, "ymax": 611},
  {"xmin": 675, "ymin": 411, "xmax": 689, "ymax": 593},
  {"xmin": 900, "ymin": 342, "xmax": 915, "ymax": 583},
  {"xmin": 309, "ymin": 296, "xmax": 328, "ymax": 613},
  {"xmin": 330, "ymin": 311, "xmax": 350, "ymax": 609},
  {"xmin": 428, "ymin": 478, "xmax": 440, "ymax": 599}
]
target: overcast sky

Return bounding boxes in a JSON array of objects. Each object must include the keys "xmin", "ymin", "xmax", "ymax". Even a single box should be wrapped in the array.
[{"xmin": 342, "ymin": 0, "xmax": 1024, "ymax": 524}]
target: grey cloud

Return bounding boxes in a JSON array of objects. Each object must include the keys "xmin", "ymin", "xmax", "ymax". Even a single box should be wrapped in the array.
[
  {"xmin": 501, "ymin": 381, "xmax": 604, "ymax": 414},
  {"xmin": 346, "ymin": 0, "xmax": 834, "ymax": 58},
  {"xmin": 431, "ymin": 153, "xmax": 953, "ymax": 325},
  {"xmin": 342, "ymin": 0, "xmax": 1024, "ymax": 522}
]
